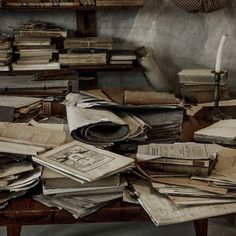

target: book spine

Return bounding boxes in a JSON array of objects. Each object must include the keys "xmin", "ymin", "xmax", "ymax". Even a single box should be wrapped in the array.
[
  {"xmin": 148, "ymin": 159, "xmax": 209, "ymax": 167},
  {"xmin": 140, "ymin": 162, "xmax": 209, "ymax": 176}
]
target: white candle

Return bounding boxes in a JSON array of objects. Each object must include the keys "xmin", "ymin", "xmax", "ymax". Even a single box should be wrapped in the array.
[{"xmin": 215, "ymin": 34, "xmax": 228, "ymax": 73}]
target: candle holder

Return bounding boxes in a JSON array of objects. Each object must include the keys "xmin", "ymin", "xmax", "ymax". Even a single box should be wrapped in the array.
[{"xmin": 207, "ymin": 70, "xmax": 231, "ymax": 122}]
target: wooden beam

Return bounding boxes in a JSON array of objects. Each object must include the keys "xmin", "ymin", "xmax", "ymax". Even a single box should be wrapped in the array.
[{"xmin": 76, "ymin": 10, "xmax": 97, "ymax": 37}]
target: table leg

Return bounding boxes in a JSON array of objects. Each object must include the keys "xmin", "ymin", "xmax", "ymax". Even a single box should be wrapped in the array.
[
  {"xmin": 194, "ymin": 218, "xmax": 208, "ymax": 236},
  {"xmin": 7, "ymin": 225, "xmax": 22, "ymax": 236}
]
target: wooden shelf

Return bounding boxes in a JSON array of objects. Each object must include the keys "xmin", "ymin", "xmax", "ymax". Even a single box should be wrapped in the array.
[
  {"xmin": 0, "ymin": 64, "xmax": 142, "ymax": 75},
  {"xmin": 0, "ymin": 5, "xmax": 143, "ymax": 11}
]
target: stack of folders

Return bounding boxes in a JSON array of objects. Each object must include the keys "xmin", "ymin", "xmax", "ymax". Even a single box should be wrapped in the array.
[
  {"xmin": 96, "ymin": 0, "xmax": 144, "ymax": 6},
  {"xmin": 130, "ymin": 146, "xmax": 236, "ymax": 226},
  {"xmin": 0, "ymin": 34, "xmax": 12, "ymax": 71},
  {"xmin": 32, "ymin": 140, "xmax": 135, "ymax": 218},
  {"xmin": 109, "ymin": 50, "xmax": 137, "ymax": 65},
  {"xmin": 64, "ymin": 37, "xmax": 113, "ymax": 50},
  {"xmin": 0, "ymin": 141, "xmax": 44, "ymax": 210},
  {"xmin": 178, "ymin": 69, "xmax": 230, "ymax": 103}
]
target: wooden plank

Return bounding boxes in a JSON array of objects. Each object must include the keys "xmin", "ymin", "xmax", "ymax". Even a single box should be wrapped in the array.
[{"xmin": 76, "ymin": 10, "xmax": 97, "ymax": 37}]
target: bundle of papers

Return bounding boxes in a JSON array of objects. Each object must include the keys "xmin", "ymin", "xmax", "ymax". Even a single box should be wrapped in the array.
[
  {"xmin": 130, "ymin": 178, "xmax": 236, "ymax": 226},
  {"xmin": 96, "ymin": 0, "xmax": 144, "ymax": 6},
  {"xmin": 136, "ymin": 143, "xmax": 221, "ymax": 176},
  {"xmin": 13, "ymin": 34, "xmax": 59, "ymax": 70},
  {"xmin": 32, "ymin": 140, "xmax": 135, "ymax": 184},
  {"xmin": 134, "ymin": 109, "xmax": 184, "ymax": 143},
  {"xmin": 34, "ymin": 191, "xmax": 122, "ymax": 219},
  {"xmin": 0, "ymin": 145, "xmax": 42, "ymax": 210},
  {"xmin": 3, "ymin": 0, "xmax": 80, "ymax": 7},
  {"xmin": 0, "ymin": 96, "xmax": 42, "ymax": 122},
  {"xmin": 109, "ymin": 50, "xmax": 136, "ymax": 65},
  {"xmin": 127, "ymin": 145, "xmax": 236, "ymax": 226},
  {"xmin": 0, "ymin": 34, "xmax": 12, "ymax": 72},
  {"xmin": 64, "ymin": 37, "xmax": 113, "ymax": 50},
  {"xmin": 14, "ymin": 21, "xmax": 67, "ymax": 38},
  {"xmin": 59, "ymin": 52, "xmax": 107, "ymax": 66}
]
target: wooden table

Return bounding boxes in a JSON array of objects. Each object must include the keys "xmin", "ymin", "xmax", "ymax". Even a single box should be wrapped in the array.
[
  {"xmin": 0, "ymin": 195, "xmax": 208, "ymax": 236},
  {"xmin": 0, "ymin": 115, "xmax": 212, "ymax": 236}
]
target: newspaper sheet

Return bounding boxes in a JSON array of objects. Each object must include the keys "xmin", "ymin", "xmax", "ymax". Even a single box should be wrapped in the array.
[
  {"xmin": 132, "ymin": 178, "xmax": 236, "ymax": 226},
  {"xmin": 66, "ymin": 93, "xmax": 130, "ymax": 145},
  {"xmin": 137, "ymin": 143, "xmax": 221, "ymax": 161}
]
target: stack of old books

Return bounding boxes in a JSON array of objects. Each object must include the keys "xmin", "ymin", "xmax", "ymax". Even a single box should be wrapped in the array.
[
  {"xmin": 129, "ymin": 146, "xmax": 236, "ymax": 226},
  {"xmin": 0, "ymin": 34, "xmax": 12, "ymax": 71},
  {"xmin": 109, "ymin": 50, "xmax": 137, "ymax": 65},
  {"xmin": 31, "ymin": 140, "xmax": 134, "ymax": 218},
  {"xmin": 136, "ymin": 143, "xmax": 220, "ymax": 176},
  {"xmin": 178, "ymin": 69, "xmax": 230, "ymax": 103},
  {"xmin": 96, "ymin": 0, "xmax": 144, "ymax": 6},
  {"xmin": 64, "ymin": 37, "xmax": 113, "ymax": 50},
  {"xmin": 12, "ymin": 21, "xmax": 66, "ymax": 71}
]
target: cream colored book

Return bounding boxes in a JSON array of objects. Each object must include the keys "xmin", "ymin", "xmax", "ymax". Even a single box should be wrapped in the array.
[
  {"xmin": 32, "ymin": 140, "xmax": 134, "ymax": 183},
  {"xmin": 194, "ymin": 119, "xmax": 236, "ymax": 145}
]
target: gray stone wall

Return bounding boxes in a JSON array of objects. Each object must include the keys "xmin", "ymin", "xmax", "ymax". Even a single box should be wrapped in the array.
[{"xmin": 0, "ymin": 1, "xmax": 235, "ymax": 94}]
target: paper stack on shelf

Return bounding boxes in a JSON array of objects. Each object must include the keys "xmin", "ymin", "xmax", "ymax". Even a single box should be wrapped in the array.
[
  {"xmin": 14, "ymin": 21, "xmax": 67, "ymax": 38},
  {"xmin": 59, "ymin": 52, "xmax": 107, "ymax": 66},
  {"xmin": 96, "ymin": 0, "xmax": 144, "ymax": 6},
  {"xmin": 0, "ymin": 34, "xmax": 13, "ymax": 71},
  {"xmin": 80, "ymin": 0, "xmax": 95, "ymax": 6},
  {"xmin": 109, "ymin": 50, "xmax": 137, "ymax": 65},
  {"xmin": 178, "ymin": 69, "xmax": 230, "ymax": 103},
  {"xmin": 13, "ymin": 32, "xmax": 60, "ymax": 71},
  {"xmin": 2, "ymin": 0, "xmax": 80, "ymax": 7},
  {"xmin": 64, "ymin": 37, "xmax": 113, "ymax": 50}
]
